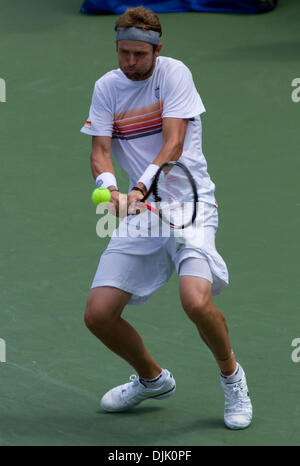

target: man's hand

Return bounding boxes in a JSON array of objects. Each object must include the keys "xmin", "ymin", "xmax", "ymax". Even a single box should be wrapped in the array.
[
  {"xmin": 127, "ymin": 188, "xmax": 145, "ymax": 215},
  {"xmin": 107, "ymin": 183, "xmax": 148, "ymax": 217},
  {"xmin": 108, "ymin": 189, "xmax": 145, "ymax": 217},
  {"xmin": 108, "ymin": 191, "xmax": 128, "ymax": 218}
]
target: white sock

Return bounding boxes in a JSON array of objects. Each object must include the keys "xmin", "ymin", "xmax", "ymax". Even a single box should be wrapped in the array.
[
  {"xmin": 220, "ymin": 363, "xmax": 242, "ymax": 384},
  {"xmin": 139, "ymin": 369, "xmax": 167, "ymax": 388}
]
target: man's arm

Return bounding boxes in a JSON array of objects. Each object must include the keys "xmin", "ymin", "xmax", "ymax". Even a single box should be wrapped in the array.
[
  {"xmin": 133, "ymin": 117, "xmax": 188, "ymax": 195},
  {"xmin": 91, "ymin": 135, "xmax": 128, "ymax": 215},
  {"xmin": 90, "ymin": 136, "xmax": 116, "ymax": 189},
  {"xmin": 155, "ymin": 117, "xmax": 188, "ymax": 165}
]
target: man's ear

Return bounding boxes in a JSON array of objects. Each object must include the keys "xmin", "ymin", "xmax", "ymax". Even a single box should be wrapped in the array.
[{"xmin": 155, "ymin": 42, "xmax": 163, "ymax": 57}]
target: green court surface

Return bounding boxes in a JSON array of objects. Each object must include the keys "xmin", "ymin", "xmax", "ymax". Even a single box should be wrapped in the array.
[{"xmin": 0, "ymin": 0, "xmax": 299, "ymax": 446}]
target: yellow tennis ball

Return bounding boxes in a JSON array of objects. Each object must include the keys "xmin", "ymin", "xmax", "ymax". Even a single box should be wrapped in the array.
[{"xmin": 92, "ymin": 188, "xmax": 111, "ymax": 205}]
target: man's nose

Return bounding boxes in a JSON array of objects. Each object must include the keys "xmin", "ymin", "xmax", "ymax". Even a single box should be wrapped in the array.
[{"xmin": 128, "ymin": 54, "xmax": 137, "ymax": 66}]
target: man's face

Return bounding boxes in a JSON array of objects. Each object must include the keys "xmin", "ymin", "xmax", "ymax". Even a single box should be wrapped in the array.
[{"xmin": 117, "ymin": 40, "xmax": 162, "ymax": 81}]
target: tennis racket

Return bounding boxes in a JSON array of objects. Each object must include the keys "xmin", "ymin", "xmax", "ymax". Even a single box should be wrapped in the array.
[
  {"xmin": 92, "ymin": 161, "xmax": 198, "ymax": 229},
  {"xmin": 140, "ymin": 161, "xmax": 198, "ymax": 229}
]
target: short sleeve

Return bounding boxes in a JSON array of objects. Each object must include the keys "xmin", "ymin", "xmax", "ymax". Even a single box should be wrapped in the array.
[
  {"xmin": 162, "ymin": 64, "xmax": 205, "ymax": 119},
  {"xmin": 80, "ymin": 80, "xmax": 113, "ymax": 136}
]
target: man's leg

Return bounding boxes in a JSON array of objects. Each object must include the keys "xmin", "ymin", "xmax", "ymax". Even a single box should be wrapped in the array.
[
  {"xmin": 85, "ymin": 286, "xmax": 176, "ymax": 411},
  {"xmin": 179, "ymin": 274, "xmax": 252, "ymax": 429},
  {"xmin": 179, "ymin": 276, "xmax": 236, "ymax": 375},
  {"xmin": 85, "ymin": 286, "xmax": 162, "ymax": 379}
]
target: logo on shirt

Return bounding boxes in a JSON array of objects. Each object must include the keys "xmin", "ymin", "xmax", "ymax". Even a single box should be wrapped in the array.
[{"xmin": 155, "ymin": 86, "xmax": 160, "ymax": 100}]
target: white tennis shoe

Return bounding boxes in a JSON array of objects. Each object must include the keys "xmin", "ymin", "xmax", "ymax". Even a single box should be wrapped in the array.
[
  {"xmin": 100, "ymin": 370, "xmax": 176, "ymax": 412},
  {"xmin": 220, "ymin": 365, "xmax": 253, "ymax": 429}
]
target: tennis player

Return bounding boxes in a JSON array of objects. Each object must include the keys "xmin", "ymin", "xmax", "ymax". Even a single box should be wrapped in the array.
[{"xmin": 81, "ymin": 6, "xmax": 252, "ymax": 430}]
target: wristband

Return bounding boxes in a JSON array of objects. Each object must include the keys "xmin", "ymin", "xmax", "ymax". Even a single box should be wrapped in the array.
[
  {"xmin": 96, "ymin": 172, "xmax": 117, "ymax": 189},
  {"xmin": 137, "ymin": 164, "xmax": 159, "ymax": 191}
]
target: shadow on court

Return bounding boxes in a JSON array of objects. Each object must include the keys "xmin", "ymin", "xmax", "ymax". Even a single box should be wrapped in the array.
[{"xmin": 0, "ymin": 409, "xmax": 226, "ymax": 446}]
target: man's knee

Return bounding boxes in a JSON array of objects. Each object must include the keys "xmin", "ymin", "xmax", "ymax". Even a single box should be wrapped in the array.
[
  {"xmin": 84, "ymin": 287, "xmax": 126, "ymax": 332},
  {"xmin": 182, "ymin": 292, "xmax": 213, "ymax": 323},
  {"xmin": 84, "ymin": 299, "xmax": 112, "ymax": 332},
  {"xmin": 84, "ymin": 290, "xmax": 115, "ymax": 331}
]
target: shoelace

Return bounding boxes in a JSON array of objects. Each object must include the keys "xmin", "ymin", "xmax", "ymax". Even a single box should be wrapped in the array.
[
  {"xmin": 120, "ymin": 375, "xmax": 140, "ymax": 401},
  {"xmin": 225, "ymin": 382, "xmax": 249, "ymax": 412}
]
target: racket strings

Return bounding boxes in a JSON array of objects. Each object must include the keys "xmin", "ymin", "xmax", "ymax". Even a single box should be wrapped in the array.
[{"xmin": 155, "ymin": 164, "xmax": 197, "ymax": 228}]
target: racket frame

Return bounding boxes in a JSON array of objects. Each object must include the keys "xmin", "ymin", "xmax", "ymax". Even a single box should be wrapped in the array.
[{"xmin": 141, "ymin": 161, "xmax": 199, "ymax": 229}]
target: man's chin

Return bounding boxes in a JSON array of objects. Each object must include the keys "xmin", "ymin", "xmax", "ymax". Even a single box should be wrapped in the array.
[{"xmin": 124, "ymin": 71, "xmax": 142, "ymax": 81}]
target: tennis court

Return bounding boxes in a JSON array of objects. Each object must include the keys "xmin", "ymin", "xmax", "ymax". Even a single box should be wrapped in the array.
[{"xmin": 0, "ymin": 0, "xmax": 299, "ymax": 446}]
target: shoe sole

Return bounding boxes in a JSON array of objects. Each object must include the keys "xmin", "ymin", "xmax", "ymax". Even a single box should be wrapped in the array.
[
  {"xmin": 225, "ymin": 424, "xmax": 251, "ymax": 430},
  {"xmin": 224, "ymin": 419, "xmax": 252, "ymax": 430}
]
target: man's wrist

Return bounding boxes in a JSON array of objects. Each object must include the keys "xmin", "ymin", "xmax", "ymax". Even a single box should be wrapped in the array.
[
  {"xmin": 131, "ymin": 184, "xmax": 146, "ymax": 196},
  {"xmin": 137, "ymin": 164, "xmax": 159, "ymax": 191},
  {"xmin": 96, "ymin": 172, "xmax": 118, "ymax": 189},
  {"xmin": 108, "ymin": 187, "xmax": 120, "ymax": 193}
]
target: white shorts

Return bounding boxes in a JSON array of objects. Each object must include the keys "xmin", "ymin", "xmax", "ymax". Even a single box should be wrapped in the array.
[{"xmin": 91, "ymin": 202, "xmax": 229, "ymax": 305}]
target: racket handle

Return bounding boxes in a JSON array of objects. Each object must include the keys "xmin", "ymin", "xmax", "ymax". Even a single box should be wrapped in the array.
[
  {"xmin": 145, "ymin": 203, "xmax": 158, "ymax": 215},
  {"xmin": 128, "ymin": 202, "xmax": 158, "ymax": 215}
]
